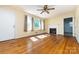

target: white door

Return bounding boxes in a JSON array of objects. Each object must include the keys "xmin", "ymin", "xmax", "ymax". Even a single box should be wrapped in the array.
[{"xmin": 0, "ymin": 9, "xmax": 15, "ymax": 41}]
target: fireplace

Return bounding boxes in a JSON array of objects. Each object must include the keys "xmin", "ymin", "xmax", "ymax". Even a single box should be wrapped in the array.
[{"xmin": 50, "ymin": 28, "xmax": 56, "ymax": 34}]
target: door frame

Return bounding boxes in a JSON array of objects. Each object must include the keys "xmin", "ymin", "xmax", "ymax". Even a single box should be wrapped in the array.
[{"xmin": 63, "ymin": 17, "xmax": 74, "ymax": 36}]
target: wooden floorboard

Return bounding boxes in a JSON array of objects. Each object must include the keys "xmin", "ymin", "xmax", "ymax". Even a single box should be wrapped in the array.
[{"xmin": 0, "ymin": 34, "xmax": 79, "ymax": 54}]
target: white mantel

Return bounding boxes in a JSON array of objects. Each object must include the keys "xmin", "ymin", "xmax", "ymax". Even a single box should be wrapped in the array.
[{"xmin": 48, "ymin": 24, "xmax": 58, "ymax": 34}]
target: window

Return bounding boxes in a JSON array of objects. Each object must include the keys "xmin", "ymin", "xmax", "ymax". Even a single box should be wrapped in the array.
[
  {"xmin": 34, "ymin": 18, "xmax": 41, "ymax": 30},
  {"xmin": 24, "ymin": 15, "xmax": 45, "ymax": 32},
  {"xmin": 27, "ymin": 16, "xmax": 32, "ymax": 32},
  {"xmin": 41, "ymin": 20, "xmax": 45, "ymax": 30}
]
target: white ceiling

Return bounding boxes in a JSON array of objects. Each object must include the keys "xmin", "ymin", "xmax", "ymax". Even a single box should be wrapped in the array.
[{"xmin": 19, "ymin": 5, "xmax": 76, "ymax": 18}]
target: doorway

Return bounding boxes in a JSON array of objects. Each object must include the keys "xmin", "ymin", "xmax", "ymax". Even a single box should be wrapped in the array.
[
  {"xmin": 0, "ymin": 9, "xmax": 15, "ymax": 41},
  {"xmin": 64, "ymin": 17, "xmax": 73, "ymax": 36}
]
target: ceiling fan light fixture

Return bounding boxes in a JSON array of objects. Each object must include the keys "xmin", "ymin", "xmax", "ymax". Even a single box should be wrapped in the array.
[{"xmin": 37, "ymin": 5, "xmax": 55, "ymax": 14}]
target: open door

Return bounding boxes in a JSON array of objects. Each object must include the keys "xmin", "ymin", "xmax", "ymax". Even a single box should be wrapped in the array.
[
  {"xmin": 0, "ymin": 9, "xmax": 15, "ymax": 41},
  {"xmin": 64, "ymin": 17, "xmax": 73, "ymax": 36}
]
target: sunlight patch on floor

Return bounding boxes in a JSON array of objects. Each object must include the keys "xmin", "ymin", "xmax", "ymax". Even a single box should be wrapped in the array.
[
  {"xmin": 30, "ymin": 37, "xmax": 38, "ymax": 42},
  {"xmin": 36, "ymin": 35, "xmax": 47, "ymax": 39}
]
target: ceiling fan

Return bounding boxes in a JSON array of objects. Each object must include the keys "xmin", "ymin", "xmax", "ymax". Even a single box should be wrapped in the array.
[{"xmin": 37, "ymin": 5, "xmax": 55, "ymax": 14}]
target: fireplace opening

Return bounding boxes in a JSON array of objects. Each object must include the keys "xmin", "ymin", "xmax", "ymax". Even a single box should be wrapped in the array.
[{"xmin": 50, "ymin": 28, "xmax": 56, "ymax": 34}]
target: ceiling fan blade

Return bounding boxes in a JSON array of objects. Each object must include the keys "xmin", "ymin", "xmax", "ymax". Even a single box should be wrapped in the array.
[
  {"xmin": 47, "ymin": 8, "xmax": 55, "ymax": 10},
  {"xmin": 46, "ymin": 11, "xmax": 49, "ymax": 14},
  {"xmin": 40, "ymin": 11, "xmax": 44, "ymax": 14},
  {"xmin": 37, "ymin": 9, "xmax": 43, "ymax": 11}
]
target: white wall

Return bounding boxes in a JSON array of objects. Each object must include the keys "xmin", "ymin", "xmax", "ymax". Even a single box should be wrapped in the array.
[
  {"xmin": 74, "ymin": 6, "xmax": 79, "ymax": 43},
  {"xmin": 14, "ymin": 6, "xmax": 45, "ymax": 38}
]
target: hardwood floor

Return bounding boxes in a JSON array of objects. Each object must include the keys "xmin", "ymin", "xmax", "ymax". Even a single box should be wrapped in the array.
[{"xmin": 0, "ymin": 34, "xmax": 79, "ymax": 54}]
